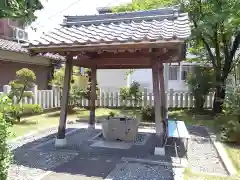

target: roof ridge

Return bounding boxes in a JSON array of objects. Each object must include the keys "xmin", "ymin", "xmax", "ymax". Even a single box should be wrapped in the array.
[
  {"xmin": 62, "ymin": 5, "xmax": 182, "ymax": 26},
  {"xmin": 65, "ymin": 5, "xmax": 181, "ymax": 17}
]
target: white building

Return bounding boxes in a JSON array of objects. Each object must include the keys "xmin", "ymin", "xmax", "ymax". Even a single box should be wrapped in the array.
[{"xmin": 97, "ymin": 62, "xmax": 197, "ymax": 92}]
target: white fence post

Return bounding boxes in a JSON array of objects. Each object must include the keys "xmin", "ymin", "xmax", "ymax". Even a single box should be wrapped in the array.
[
  {"xmin": 32, "ymin": 85, "xmax": 38, "ymax": 104},
  {"xmin": 3, "ymin": 85, "xmax": 11, "ymax": 94},
  {"xmin": 0, "ymin": 84, "xmax": 217, "ymax": 109}
]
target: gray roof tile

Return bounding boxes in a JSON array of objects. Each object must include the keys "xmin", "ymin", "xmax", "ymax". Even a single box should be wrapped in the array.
[
  {"xmin": 28, "ymin": 6, "xmax": 191, "ymax": 47},
  {"xmin": 0, "ymin": 39, "xmax": 63, "ymax": 60}
]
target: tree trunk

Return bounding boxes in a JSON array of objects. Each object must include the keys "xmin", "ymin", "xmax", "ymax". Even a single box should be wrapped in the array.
[{"xmin": 213, "ymin": 82, "xmax": 226, "ymax": 114}]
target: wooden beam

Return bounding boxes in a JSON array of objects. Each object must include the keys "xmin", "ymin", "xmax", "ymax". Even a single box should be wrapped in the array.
[
  {"xmin": 94, "ymin": 65, "xmax": 153, "ymax": 69},
  {"xmin": 73, "ymin": 57, "xmax": 152, "ymax": 67},
  {"xmin": 85, "ymin": 51, "xmax": 157, "ymax": 59},
  {"xmin": 55, "ymin": 55, "xmax": 73, "ymax": 147},
  {"xmin": 89, "ymin": 66, "xmax": 97, "ymax": 128},
  {"xmin": 28, "ymin": 41, "xmax": 181, "ymax": 54}
]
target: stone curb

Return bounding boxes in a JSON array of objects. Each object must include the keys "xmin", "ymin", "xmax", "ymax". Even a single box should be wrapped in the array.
[
  {"xmin": 207, "ymin": 127, "xmax": 237, "ymax": 176},
  {"xmin": 121, "ymin": 157, "xmax": 188, "ymax": 168},
  {"xmin": 213, "ymin": 141, "xmax": 237, "ymax": 176}
]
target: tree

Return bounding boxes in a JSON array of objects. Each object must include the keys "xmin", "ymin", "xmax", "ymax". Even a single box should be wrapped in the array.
[
  {"xmin": 181, "ymin": 0, "xmax": 240, "ymax": 114},
  {"xmin": 9, "ymin": 68, "xmax": 36, "ymax": 104},
  {"xmin": 8, "ymin": 68, "xmax": 36, "ymax": 122},
  {"xmin": 0, "ymin": 0, "xmax": 44, "ymax": 25},
  {"xmin": 120, "ymin": 81, "xmax": 142, "ymax": 107},
  {"xmin": 186, "ymin": 65, "xmax": 215, "ymax": 112},
  {"xmin": 114, "ymin": 0, "xmax": 240, "ymax": 114}
]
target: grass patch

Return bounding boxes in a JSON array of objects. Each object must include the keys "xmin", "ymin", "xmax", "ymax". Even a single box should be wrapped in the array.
[
  {"xmin": 224, "ymin": 144, "xmax": 240, "ymax": 176},
  {"xmin": 184, "ymin": 168, "xmax": 239, "ymax": 180},
  {"xmin": 168, "ymin": 110, "xmax": 215, "ymax": 129},
  {"xmin": 8, "ymin": 108, "xmax": 122, "ymax": 139}
]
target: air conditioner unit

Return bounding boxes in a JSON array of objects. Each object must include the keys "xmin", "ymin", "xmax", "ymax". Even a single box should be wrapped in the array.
[{"xmin": 13, "ymin": 28, "xmax": 29, "ymax": 42}]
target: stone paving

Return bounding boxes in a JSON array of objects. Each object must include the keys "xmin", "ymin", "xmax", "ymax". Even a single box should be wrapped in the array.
[{"xmin": 8, "ymin": 123, "xmax": 228, "ymax": 180}]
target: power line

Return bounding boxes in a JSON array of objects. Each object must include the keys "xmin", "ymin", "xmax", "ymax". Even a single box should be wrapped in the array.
[{"xmin": 32, "ymin": 0, "xmax": 84, "ymax": 29}]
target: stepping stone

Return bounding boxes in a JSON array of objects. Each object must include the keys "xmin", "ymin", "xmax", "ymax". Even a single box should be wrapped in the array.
[{"xmin": 91, "ymin": 141, "xmax": 133, "ymax": 149}]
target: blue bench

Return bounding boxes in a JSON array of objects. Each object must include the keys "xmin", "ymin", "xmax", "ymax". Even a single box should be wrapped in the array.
[{"xmin": 164, "ymin": 120, "xmax": 190, "ymax": 158}]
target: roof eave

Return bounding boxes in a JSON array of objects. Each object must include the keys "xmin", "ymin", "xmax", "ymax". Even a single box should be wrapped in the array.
[{"xmin": 26, "ymin": 39, "xmax": 187, "ymax": 53}]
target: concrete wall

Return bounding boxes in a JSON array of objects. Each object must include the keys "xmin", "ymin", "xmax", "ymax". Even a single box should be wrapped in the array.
[
  {"xmin": 0, "ymin": 61, "xmax": 51, "ymax": 91},
  {"xmin": 0, "ymin": 18, "xmax": 23, "ymax": 38}
]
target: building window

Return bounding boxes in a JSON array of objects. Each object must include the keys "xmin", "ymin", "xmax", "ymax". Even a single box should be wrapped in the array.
[
  {"xmin": 169, "ymin": 66, "xmax": 179, "ymax": 80},
  {"xmin": 181, "ymin": 65, "xmax": 192, "ymax": 80}
]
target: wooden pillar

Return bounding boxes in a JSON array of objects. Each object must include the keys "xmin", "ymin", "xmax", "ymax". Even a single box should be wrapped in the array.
[
  {"xmin": 164, "ymin": 63, "xmax": 169, "ymax": 110},
  {"xmin": 152, "ymin": 63, "xmax": 164, "ymax": 145},
  {"xmin": 55, "ymin": 55, "xmax": 73, "ymax": 147},
  {"xmin": 159, "ymin": 63, "xmax": 167, "ymax": 126},
  {"xmin": 89, "ymin": 66, "xmax": 97, "ymax": 128}
]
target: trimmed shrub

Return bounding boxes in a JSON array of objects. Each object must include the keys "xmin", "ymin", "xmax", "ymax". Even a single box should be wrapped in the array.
[
  {"xmin": 0, "ymin": 95, "xmax": 12, "ymax": 180},
  {"xmin": 140, "ymin": 106, "xmax": 155, "ymax": 122}
]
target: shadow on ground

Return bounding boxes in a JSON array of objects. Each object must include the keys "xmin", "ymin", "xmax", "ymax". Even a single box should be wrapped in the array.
[{"xmin": 9, "ymin": 124, "xmax": 216, "ymax": 179}]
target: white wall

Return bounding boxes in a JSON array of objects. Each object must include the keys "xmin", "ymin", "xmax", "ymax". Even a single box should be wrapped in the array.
[
  {"xmin": 96, "ymin": 62, "xmax": 194, "ymax": 93},
  {"xmin": 130, "ymin": 64, "xmax": 189, "ymax": 92},
  {"xmin": 97, "ymin": 69, "xmax": 128, "ymax": 92}
]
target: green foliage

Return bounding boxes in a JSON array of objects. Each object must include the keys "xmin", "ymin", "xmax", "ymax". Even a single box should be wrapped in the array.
[
  {"xmin": 69, "ymin": 86, "xmax": 85, "ymax": 106},
  {"xmin": 219, "ymin": 86, "xmax": 240, "ymax": 144},
  {"xmin": 186, "ymin": 66, "xmax": 215, "ymax": 112},
  {"xmin": 20, "ymin": 104, "xmax": 43, "ymax": 116},
  {"xmin": 50, "ymin": 67, "xmax": 66, "ymax": 89},
  {"xmin": 181, "ymin": 0, "xmax": 240, "ymax": 113},
  {"xmin": 9, "ymin": 68, "xmax": 36, "ymax": 104},
  {"xmin": 112, "ymin": 0, "xmax": 177, "ymax": 12},
  {"xmin": 140, "ymin": 106, "xmax": 155, "ymax": 122},
  {"xmin": 50, "ymin": 66, "xmax": 85, "ymax": 110},
  {"xmin": 0, "ymin": 95, "xmax": 12, "ymax": 180},
  {"xmin": 0, "ymin": 0, "xmax": 44, "ymax": 25},
  {"xmin": 82, "ymin": 68, "xmax": 99, "ymax": 100},
  {"xmin": 50, "ymin": 66, "xmax": 81, "ymax": 89},
  {"xmin": 120, "ymin": 87, "xmax": 130, "ymax": 100},
  {"xmin": 120, "ymin": 81, "xmax": 142, "ymax": 106}
]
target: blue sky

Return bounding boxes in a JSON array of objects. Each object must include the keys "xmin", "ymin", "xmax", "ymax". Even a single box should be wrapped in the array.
[{"xmin": 26, "ymin": 0, "xmax": 131, "ymax": 40}]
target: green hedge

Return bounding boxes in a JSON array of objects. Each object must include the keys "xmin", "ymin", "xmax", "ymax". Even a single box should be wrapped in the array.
[{"xmin": 0, "ymin": 95, "xmax": 12, "ymax": 180}]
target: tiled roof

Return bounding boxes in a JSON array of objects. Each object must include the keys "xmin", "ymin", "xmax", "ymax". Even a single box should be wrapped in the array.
[
  {"xmin": 28, "ymin": 6, "xmax": 191, "ymax": 47},
  {"xmin": 0, "ymin": 39, "xmax": 64, "ymax": 60}
]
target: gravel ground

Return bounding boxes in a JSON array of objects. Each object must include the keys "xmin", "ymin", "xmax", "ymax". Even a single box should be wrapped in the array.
[
  {"xmin": 187, "ymin": 125, "xmax": 228, "ymax": 175},
  {"xmin": 8, "ymin": 150, "xmax": 78, "ymax": 180},
  {"xmin": 7, "ymin": 124, "xmax": 229, "ymax": 180},
  {"xmin": 105, "ymin": 162, "xmax": 184, "ymax": 180},
  {"xmin": 89, "ymin": 132, "xmax": 151, "ymax": 146}
]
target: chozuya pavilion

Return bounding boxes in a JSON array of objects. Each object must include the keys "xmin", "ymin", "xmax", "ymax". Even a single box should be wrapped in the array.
[{"xmin": 24, "ymin": 6, "xmax": 191, "ymax": 155}]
